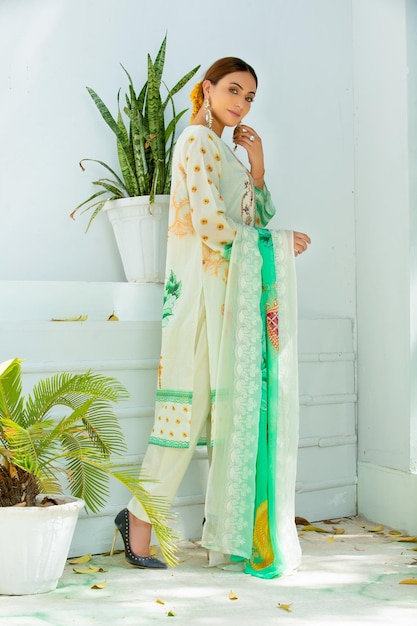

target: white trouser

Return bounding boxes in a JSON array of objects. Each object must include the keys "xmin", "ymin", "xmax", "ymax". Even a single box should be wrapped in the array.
[{"xmin": 127, "ymin": 307, "xmax": 211, "ymax": 523}]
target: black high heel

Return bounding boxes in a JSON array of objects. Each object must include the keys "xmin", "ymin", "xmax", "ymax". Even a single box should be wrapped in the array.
[{"xmin": 110, "ymin": 508, "xmax": 167, "ymax": 569}]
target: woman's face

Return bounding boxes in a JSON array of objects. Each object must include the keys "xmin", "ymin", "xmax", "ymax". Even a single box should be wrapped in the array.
[{"xmin": 204, "ymin": 71, "xmax": 257, "ymax": 129}]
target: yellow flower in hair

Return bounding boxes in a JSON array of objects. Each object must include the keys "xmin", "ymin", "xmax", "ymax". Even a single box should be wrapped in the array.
[{"xmin": 190, "ymin": 81, "xmax": 203, "ymax": 121}]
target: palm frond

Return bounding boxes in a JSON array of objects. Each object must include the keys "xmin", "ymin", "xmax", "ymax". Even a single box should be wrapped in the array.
[{"xmin": 0, "ymin": 358, "xmax": 24, "ymax": 423}]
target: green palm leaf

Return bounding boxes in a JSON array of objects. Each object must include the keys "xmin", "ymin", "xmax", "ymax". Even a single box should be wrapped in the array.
[{"xmin": 0, "ymin": 358, "xmax": 178, "ymax": 564}]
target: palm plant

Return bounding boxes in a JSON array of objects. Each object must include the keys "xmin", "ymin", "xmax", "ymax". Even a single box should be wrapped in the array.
[
  {"xmin": 0, "ymin": 358, "xmax": 177, "ymax": 566},
  {"xmin": 71, "ymin": 35, "xmax": 200, "ymax": 231}
]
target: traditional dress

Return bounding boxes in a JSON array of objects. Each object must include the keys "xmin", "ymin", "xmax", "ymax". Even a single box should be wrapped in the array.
[{"xmin": 128, "ymin": 124, "xmax": 301, "ymax": 578}]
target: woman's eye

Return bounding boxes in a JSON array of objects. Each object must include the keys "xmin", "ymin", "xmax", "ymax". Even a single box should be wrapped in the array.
[
  {"xmin": 246, "ymin": 97, "xmax": 254, "ymax": 103},
  {"xmin": 230, "ymin": 88, "xmax": 238, "ymax": 94}
]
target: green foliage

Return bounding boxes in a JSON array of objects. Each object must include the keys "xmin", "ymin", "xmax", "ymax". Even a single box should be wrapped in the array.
[
  {"xmin": 0, "ymin": 358, "xmax": 178, "ymax": 565},
  {"xmin": 162, "ymin": 270, "xmax": 182, "ymax": 328},
  {"xmin": 71, "ymin": 35, "xmax": 200, "ymax": 231}
]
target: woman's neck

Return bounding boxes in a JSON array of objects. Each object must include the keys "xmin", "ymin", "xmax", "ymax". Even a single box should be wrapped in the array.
[{"xmin": 191, "ymin": 109, "xmax": 224, "ymax": 137}]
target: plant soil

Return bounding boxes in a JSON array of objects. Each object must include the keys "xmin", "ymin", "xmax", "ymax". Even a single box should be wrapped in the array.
[{"xmin": 0, "ymin": 466, "xmax": 39, "ymax": 507}]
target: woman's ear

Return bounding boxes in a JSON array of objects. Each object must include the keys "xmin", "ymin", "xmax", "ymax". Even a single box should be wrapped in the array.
[{"xmin": 202, "ymin": 79, "xmax": 211, "ymax": 99}]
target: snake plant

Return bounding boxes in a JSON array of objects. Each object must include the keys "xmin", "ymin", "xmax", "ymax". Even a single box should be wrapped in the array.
[
  {"xmin": 71, "ymin": 35, "xmax": 200, "ymax": 231},
  {"xmin": 0, "ymin": 358, "xmax": 177, "ymax": 565}
]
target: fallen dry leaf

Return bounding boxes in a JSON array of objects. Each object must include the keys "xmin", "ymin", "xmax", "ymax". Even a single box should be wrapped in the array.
[
  {"xmin": 399, "ymin": 578, "xmax": 417, "ymax": 585},
  {"xmin": 295, "ymin": 516, "xmax": 310, "ymax": 526},
  {"xmin": 368, "ymin": 525, "xmax": 384, "ymax": 533},
  {"xmin": 323, "ymin": 519, "xmax": 342, "ymax": 525},
  {"xmin": 229, "ymin": 590, "xmax": 238, "ymax": 600},
  {"xmin": 73, "ymin": 565, "xmax": 100, "ymax": 574},
  {"xmin": 302, "ymin": 525, "xmax": 329, "ymax": 533},
  {"xmin": 51, "ymin": 315, "xmax": 88, "ymax": 322},
  {"xmin": 91, "ymin": 581, "xmax": 107, "ymax": 589},
  {"xmin": 334, "ymin": 527, "xmax": 345, "ymax": 535},
  {"xmin": 69, "ymin": 553, "xmax": 92, "ymax": 564},
  {"xmin": 156, "ymin": 599, "xmax": 166, "ymax": 605},
  {"xmin": 327, "ymin": 536, "xmax": 335, "ymax": 543},
  {"xmin": 102, "ymin": 548, "xmax": 123, "ymax": 556},
  {"xmin": 388, "ymin": 529, "xmax": 403, "ymax": 536},
  {"xmin": 394, "ymin": 536, "xmax": 417, "ymax": 543},
  {"xmin": 278, "ymin": 603, "xmax": 293, "ymax": 612}
]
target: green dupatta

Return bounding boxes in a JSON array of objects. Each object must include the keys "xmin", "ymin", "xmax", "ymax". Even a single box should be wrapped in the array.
[{"xmin": 202, "ymin": 226, "xmax": 301, "ymax": 579}]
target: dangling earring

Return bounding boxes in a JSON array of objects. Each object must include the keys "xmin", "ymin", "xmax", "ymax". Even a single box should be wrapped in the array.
[{"xmin": 204, "ymin": 98, "xmax": 213, "ymax": 129}]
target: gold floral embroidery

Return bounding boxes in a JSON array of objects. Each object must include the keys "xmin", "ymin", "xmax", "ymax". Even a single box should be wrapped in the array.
[
  {"xmin": 168, "ymin": 177, "xmax": 194, "ymax": 237},
  {"xmin": 202, "ymin": 244, "xmax": 228, "ymax": 277}
]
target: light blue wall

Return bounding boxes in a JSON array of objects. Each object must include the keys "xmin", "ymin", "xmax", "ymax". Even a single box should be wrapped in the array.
[{"xmin": 0, "ymin": 0, "xmax": 356, "ymax": 320}]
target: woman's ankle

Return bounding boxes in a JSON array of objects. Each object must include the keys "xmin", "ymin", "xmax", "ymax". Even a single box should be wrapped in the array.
[{"xmin": 128, "ymin": 511, "xmax": 152, "ymax": 556}]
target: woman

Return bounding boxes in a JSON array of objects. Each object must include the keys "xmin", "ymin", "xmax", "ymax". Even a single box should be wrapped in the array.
[{"xmin": 114, "ymin": 57, "xmax": 311, "ymax": 579}]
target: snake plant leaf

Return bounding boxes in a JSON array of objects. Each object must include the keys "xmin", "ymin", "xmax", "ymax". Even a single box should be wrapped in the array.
[
  {"xmin": 163, "ymin": 65, "xmax": 202, "ymax": 107},
  {"xmin": 86, "ymin": 87, "xmax": 137, "ymax": 190},
  {"xmin": 93, "ymin": 180, "xmax": 125, "ymax": 198},
  {"xmin": 80, "ymin": 158, "xmax": 127, "ymax": 192}
]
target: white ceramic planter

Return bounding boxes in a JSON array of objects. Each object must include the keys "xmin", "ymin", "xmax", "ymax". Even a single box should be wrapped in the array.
[
  {"xmin": 0, "ymin": 495, "xmax": 85, "ymax": 595},
  {"xmin": 104, "ymin": 195, "xmax": 170, "ymax": 283}
]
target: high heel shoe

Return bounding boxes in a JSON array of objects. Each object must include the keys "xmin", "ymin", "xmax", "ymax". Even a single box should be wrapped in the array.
[{"xmin": 110, "ymin": 508, "xmax": 167, "ymax": 569}]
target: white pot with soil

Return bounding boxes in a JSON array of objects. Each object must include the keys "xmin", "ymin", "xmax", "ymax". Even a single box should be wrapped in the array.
[{"xmin": 0, "ymin": 495, "xmax": 85, "ymax": 595}]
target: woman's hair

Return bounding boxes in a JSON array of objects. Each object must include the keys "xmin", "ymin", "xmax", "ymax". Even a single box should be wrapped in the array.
[{"xmin": 190, "ymin": 57, "xmax": 258, "ymax": 121}]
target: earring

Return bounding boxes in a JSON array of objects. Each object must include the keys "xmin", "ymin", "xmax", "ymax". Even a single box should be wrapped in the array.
[{"xmin": 204, "ymin": 98, "xmax": 213, "ymax": 129}]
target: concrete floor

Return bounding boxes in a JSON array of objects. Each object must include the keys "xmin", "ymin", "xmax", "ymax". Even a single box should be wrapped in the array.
[{"xmin": 0, "ymin": 516, "xmax": 416, "ymax": 626}]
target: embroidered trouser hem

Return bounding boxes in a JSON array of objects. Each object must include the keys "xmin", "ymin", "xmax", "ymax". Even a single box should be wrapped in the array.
[{"xmin": 127, "ymin": 301, "xmax": 211, "ymax": 524}]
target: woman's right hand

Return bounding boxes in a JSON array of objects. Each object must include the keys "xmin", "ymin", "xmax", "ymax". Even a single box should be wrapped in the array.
[{"xmin": 293, "ymin": 231, "xmax": 311, "ymax": 256}]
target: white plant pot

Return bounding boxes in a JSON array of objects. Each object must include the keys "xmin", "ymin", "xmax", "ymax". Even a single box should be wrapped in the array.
[
  {"xmin": 0, "ymin": 495, "xmax": 85, "ymax": 595},
  {"xmin": 104, "ymin": 195, "xmax": 170, "ymax": 283}
]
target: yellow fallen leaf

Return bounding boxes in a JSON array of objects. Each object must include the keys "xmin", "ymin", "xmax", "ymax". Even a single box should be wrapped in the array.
[
  {"xmin": 97, "ymin": 567, "xmax": 108, "ymax": 573},
  {"xmin": 295, "ymin": 516, "xmax": 310, "ymax": 526},
  {"xmin": 394, "ymin": 536, "xmax": 417, "ymax": 543},
  {"xmin": 323, "ymin": 519, "xmax": 342, "ymax": 525},
  {"xmin": 399, "ymin": 578, "xmax": 417, "ymax": 584},
  {"xmin": 91, "ymin": 581, "xmax": 107, "ymax": 589},
  {"xmin": 278, "ymin": 603, "xmax": 293, "ymax": 612},
  {"xmin": 389, "ymin": 529, "xmax": 403, "ymax": 536},
  {"xmin": 302, "ymin": 525, "xmax": 329, "ymax": 533},
  {"xmin": 368, "ymin": 525, "xmax": 384, "ymax": 533},
  {"xmin": 51, "ymin": 315, "xmax": 88, "ymax": 322},
  {"xmin": 69, "ymin": 553, "xmax": 92, "ymax": 564},
  {"xmin": 334, "ymin": 527, "xmax": 345, "ymax": 535},
  {"xmin": 229, "ymin": 590, "xmax": 238, "ymax": 600},
  {"xmin": 107, "ymin": 312, "xmax": 119, "ymax": 321},
  {"xmin": 73, "ymin": 565, "xmax": 100, "ymax": 574},
  {"xmin": 327, "ymin": 536, "xmax": 335, "ymax": 543},
  {"xmin": 156, "ymin": 599, "xmax": 165, "ymax": 605},
  {"xmin": 167, "ymin": 611, "xmax": 175, "ymax": 617},
  {"xmin": 408, "ymin": 547, "xmax": 417, "ymax": 551}
]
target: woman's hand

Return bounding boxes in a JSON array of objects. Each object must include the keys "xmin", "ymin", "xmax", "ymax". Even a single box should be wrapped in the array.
[
  {"xmin": 293, "ymin": 231, "xmax": 311, "ymax": 256},
  {"xmin": 233, "ymin": 124, "xmax": 265, "ymax": 187}
]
